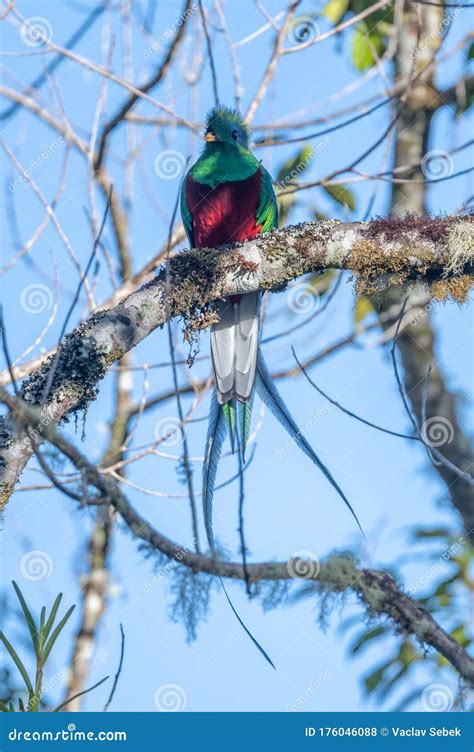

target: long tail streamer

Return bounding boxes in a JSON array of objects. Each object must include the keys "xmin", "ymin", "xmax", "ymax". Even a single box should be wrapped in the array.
[
  {"xmin": 202, "ymin": 349, "xmax": 364, "ymax": 669},
  {"xmin": 254, "ymin": 348, "xmax": 364, "ymax": 535},
  {"xmin": 203, "ymin": 392, "xmax": 276, "ymax": 669}
]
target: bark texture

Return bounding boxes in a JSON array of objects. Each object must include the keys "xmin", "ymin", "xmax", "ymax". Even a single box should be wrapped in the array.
[{"xmin": 1, "ymin": 215, "xmax": 473, "ymax": 505}]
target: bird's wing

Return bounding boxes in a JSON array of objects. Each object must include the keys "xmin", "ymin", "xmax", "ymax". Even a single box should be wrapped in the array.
[
  {"xmin": 180, "ymin": 176, "xmax": 195, "ymax": 247},
  {"xmin": 256, "ymin": 165, "xmax": 279, "ymax": 234}
]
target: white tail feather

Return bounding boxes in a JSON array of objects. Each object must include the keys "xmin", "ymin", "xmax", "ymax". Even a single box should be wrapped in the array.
[{"xmin": 211, "ymin": 292, "xmax": 260, "ymax": 404}]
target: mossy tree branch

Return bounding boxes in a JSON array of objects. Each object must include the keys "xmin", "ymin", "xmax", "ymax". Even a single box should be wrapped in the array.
[{"xmin": 0, "ymin": 215, "xmax": 473, "ymax": 504}]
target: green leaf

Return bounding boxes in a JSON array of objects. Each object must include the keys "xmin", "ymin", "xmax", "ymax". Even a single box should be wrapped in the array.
[
  {"xmin": 275, "ymin": 146, "xmax": 317, "ymax": 224},
  {"xmin": 413, "ymin": 527, "xmax": 450, "ymax": 539},
  {"xmin": 437, "ymin": 593, "xmax": 451, "ymax": 607},
  {"xmin": 42, "ymin": 605, "xmax": 75, "ymax": 663},
  {"xmin": 354, "ymin": 295, "xmax": 375, "ymax": 325},
  {"xmin": 313, "ymin": 210, "xmax": 330, "ymax": 222},
  {"xmin": 467, "ymin": 42, "xmax": 474, "ymax": 60},
  {"xmin": 307, "ymin": 269, "xmax": 336, "ymax": 296},
  {"xmin": 276, "ymin": 146, "xmax": 315, "ymax": 185},
  {"xmin": 0, "ymin": 632, "xmax": 34, "ymax": 694},
  {"xmin": 364, "ymin": 665, "xmax": 386, "ymax": 693},
  {"xmin": 323, "ymin": 184, "xmax": 356, "ymax": 211},
  {"xmin": 377, "ymin": 664, "xmax": 408, "ymax": 701},
  {"xmin": 0, "ymin": 700, "xmax": 10, "ymax": 712},
  {"xmin": 42, "ymin": 593, "xmax": 63, "ymax": 645},
  {"xmin": 11, "ymin": 582, "xmax": 39, "ymax": 655},
  {"xmin": 53, "ymin": 675, "xmax": 109, "ymax": 712},
  {"xmin": 39, "ymin": 607, "xmax": 46, "ymax": 633},
  {"xmin": 277, "ymin": 194, "xmax": 297, "ymax": 227},
  {"xmin": 457, "ymin": 89, "xmax": 474, "ymax": 115},
  {"xmin": 18, "ymin": 697, "xmax": 26, "ymax": 712},
  {"xmin": 351, "ymin": 625, "xmax": 387, "ymax": 654},
  {"xmin": 323, "ymin": 0, "xmax": 349, "ymax": 24},
  {"xmin": 450, "ymin": 624, "xmax": 469, "ymax": 648},
  {"xmin": 352, "ymin": 22, "xmax": 384, "ymax": 71}
]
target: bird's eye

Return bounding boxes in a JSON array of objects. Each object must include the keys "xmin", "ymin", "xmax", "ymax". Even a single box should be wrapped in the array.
[{"xmin": 232, "ymin": 130, "xmax": 239, "ymax": 141}]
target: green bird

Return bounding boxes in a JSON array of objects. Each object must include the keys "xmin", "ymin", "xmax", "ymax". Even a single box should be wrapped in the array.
[
  {"xmin": 180, "ymin": 105, "xmax": 361, "ymax": 668},
  {"xmin": 181, "ymin": 105, "xmax": 361, "ymax": 549}
]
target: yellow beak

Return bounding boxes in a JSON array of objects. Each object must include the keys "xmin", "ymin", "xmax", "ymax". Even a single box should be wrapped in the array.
[{"xmin": 205, "ymin": 131, "xmax": 218, "ymax": 142}]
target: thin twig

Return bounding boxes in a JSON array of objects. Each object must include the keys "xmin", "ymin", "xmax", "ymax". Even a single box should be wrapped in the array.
[{"xmin": 103, "ymin": 624, "xmax": 125, "ymax": 712}]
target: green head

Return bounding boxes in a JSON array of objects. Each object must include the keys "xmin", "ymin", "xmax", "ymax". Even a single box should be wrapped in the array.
[{"xmin": 204, "ymin": 106, "xmax": 249, "ymax": 149}]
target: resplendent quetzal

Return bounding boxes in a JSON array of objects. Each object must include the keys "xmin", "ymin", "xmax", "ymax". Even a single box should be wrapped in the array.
[{"xmin": 181, "ymin": 106, "xmax": 361, "ymax": 551}]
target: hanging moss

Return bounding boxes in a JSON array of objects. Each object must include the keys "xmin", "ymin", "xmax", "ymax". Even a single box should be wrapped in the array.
[
  {"xmin": 431, "ymin": 275, "xmax": 472, "ymax": 303},
  {"xmin": 21, "ymin": 320, "xmax": 112, "ymax": 415}
]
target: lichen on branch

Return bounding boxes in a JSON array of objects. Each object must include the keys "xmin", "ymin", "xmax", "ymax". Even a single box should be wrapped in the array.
[{"xmin": 0, "ymin": 214, "xmax": 472, "ymax": 504}]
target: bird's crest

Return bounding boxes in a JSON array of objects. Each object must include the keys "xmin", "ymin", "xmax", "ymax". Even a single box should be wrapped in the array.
[{"xmin": 206, "ymin": 105, "xmax": 249, "ymax": 140}]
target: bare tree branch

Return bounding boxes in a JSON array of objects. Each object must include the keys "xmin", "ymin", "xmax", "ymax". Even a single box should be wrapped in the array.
[{"xmin": 2, "ymin": 387, "xmax": 473, "ymax": 686}]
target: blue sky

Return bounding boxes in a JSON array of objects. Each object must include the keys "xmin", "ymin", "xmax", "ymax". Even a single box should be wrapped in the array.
[{"xmin": 1, "ymin": 0, "xmax": 473, "ymax": 713}]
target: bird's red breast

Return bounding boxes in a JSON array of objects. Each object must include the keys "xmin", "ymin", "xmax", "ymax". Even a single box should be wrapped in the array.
[{"xmin": 185, "ymin": 167, "xmax": 263, "ymax": 248}]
